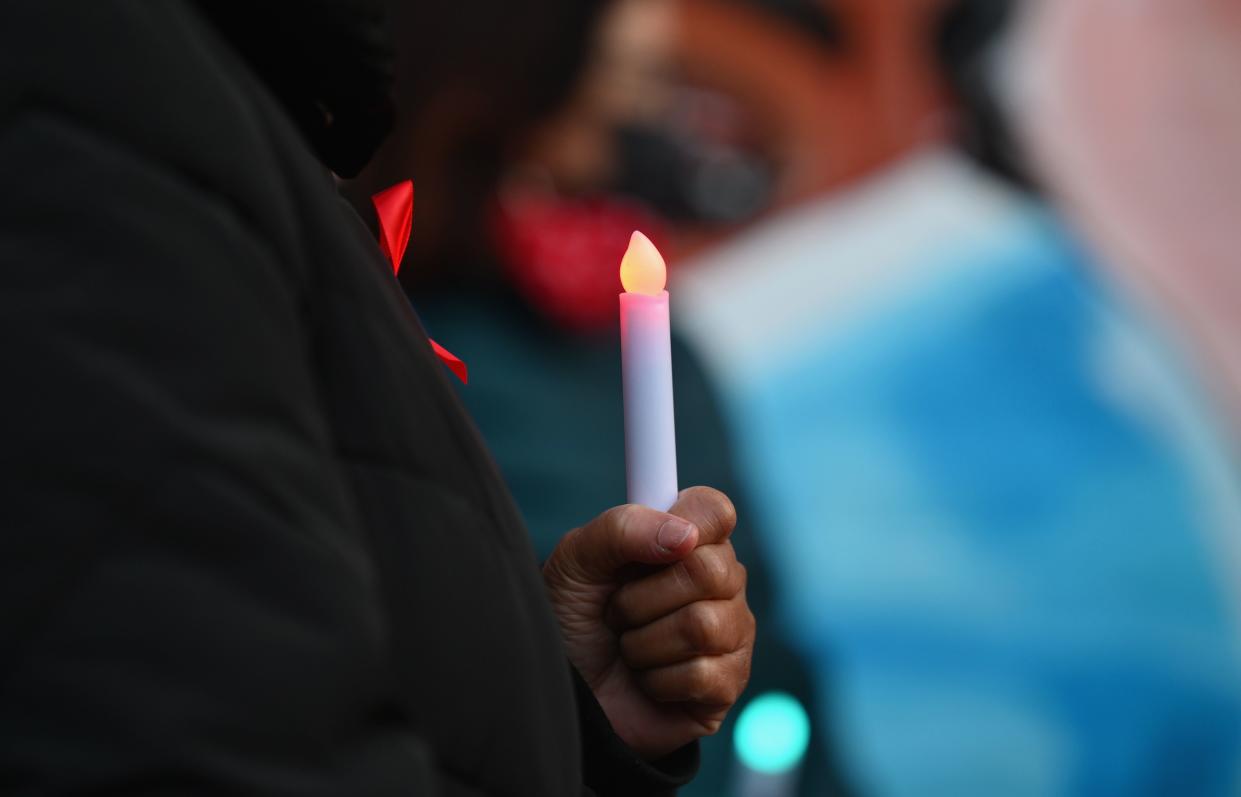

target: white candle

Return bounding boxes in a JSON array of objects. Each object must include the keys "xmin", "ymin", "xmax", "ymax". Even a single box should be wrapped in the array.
[{"xmin": 619, "ymin": 231, "xmax": 678, "ymax": 511}]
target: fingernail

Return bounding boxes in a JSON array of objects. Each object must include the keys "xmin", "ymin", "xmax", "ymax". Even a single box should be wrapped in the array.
[{"xmin": 657, "ymin": 519, "xmax": 694, "ymax": 552}]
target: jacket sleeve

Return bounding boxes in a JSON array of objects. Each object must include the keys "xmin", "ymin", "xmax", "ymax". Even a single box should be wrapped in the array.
[{"xmin": 0, "ymin": 107, "xmax": 498, "ymax": 796}]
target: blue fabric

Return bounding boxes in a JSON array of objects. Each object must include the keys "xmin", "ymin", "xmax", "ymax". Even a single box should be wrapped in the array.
[{"xmin": 722, "ymin": 209, "xmax": 1241, "ymax": 796}]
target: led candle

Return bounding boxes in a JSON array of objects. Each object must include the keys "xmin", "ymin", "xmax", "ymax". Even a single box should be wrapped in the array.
[{"xmin": 619, "ymin": 231, "xmax": 678, "ymax": 511}]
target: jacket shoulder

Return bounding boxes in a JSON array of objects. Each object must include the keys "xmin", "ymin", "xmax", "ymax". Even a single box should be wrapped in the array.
[{"xmin": 0, "ymin": 1, "xmax": 310, "ymax": 259}]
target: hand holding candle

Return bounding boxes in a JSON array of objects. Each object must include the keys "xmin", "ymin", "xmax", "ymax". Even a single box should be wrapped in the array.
[
  {"xmin": 542, "ymin": 487, "xmax": 754, "ymax": 759},
  {"xmin": 619, "ymin": 231, "xmax": 678, "ymax": 511},
  {"xmin": 541, "ymin": 233, "xmax": 754, "ymax": 759}
]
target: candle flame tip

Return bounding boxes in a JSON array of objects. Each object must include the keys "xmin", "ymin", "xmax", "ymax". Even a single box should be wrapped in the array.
[{"xmin": 620, "ymin": 229, "xmax": 666, "ymax": 295}]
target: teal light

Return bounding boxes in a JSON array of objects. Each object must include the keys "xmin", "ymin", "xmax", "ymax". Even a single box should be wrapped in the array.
[{"xmin": 733, "ymin": 691, "xmax": 811, "ymax": 775}]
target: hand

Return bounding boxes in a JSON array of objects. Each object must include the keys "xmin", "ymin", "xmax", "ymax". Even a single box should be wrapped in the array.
[{"xmin": 542, "ymin": 487, "xmax": 754, "ymax": 760}]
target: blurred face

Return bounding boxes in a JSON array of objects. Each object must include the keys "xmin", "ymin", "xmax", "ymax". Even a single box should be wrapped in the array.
[
  {"xmin": 519, "ymin": 0, "xmax": 676, "ymax": 193},
  {"xmin": 1014, "ymin": 0, "xmax": 1241, "ymax": 426},
  {"xmin": 515, "ymin": 0, "xmax": 951, "ymax": 260}
]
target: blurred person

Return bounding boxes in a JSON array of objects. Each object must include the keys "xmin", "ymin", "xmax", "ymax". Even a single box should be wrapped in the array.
[
  {"xmin": 674, "ymin": 0, "xmax": 1241, "ymax": 794},
  {"xmin": 516, "ymin": 0, "xmax": 948, "ymax": 260},
  {"xmin": 670, "ymin": 0, "xmax": 947, "ymax": 216},
  {"xmin": 0, "ymin": 1, "xmax": 757, "ymax": 794},
  {"xmin": 346, "ymin": 1, "xmax": 851, "ymax": 795}
]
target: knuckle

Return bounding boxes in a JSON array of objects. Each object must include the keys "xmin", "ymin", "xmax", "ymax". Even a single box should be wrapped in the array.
[
  {"xmin": 703, "ymin": 664, "xmax": 734, "ymax": 704},
  {"xmin": 727, "ymin": 608, "xmax": 750, "ymax": 651},
  {"xmin": 683, "ymin": 602, "xmax": 724, "ymax": 653},
  {"xmin": 685, "ymin": 546, "xmax": 731, "ymax": 596},
  {"xmin": 712, "ymin": 659, "xmax": 744, "ymax": 705},
  {"xmin": 685, "ymin": 486, "xmax": 738, "ymax": 533},
  {"xmin": 719, "ymin": 546, "xmax": 745, "ymax": 595},
  {"xmin": 684, "ymin": 658, "xmax": 718, "ymax": 701},
  {"xmin": 610, "ymin": 504, "xmax": 643, "ymax": 536},
  {"xmin": 686, "ymin": 652, "xmax": 749, "ymax": 706},
  {"xmin": 606, "ymin": 504, "xmax": 653, "ymax": 563},
  {"xmin": 669, "ymin": 560, "xmax": 696, "ymax": 594},
  {"xmin": 733, "ymin": 652, "xmax": 753, "ymax": 700},
  {"xmin": 556, "ymin": 525, "xmax": 584, "ymax": 558},
  {"xmin": 715, "ymin": 492, "xmax": 738, "ymax": 532},
  {"xmin": 728, "ymin": 604, "xmax": 754, "ymax": 651}
]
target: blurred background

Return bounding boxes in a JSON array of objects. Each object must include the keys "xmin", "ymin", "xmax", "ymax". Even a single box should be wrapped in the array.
[{"xmin": 346, "ymin": 0, "xmax": 1241, "ymax": 794}]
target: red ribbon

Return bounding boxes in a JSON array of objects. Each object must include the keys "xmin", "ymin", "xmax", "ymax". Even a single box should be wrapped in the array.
[
  {"xmin": 371, "ymin": 180, "xmax": 468, "ymax": 384},
  {"xmin": 372, "ymin": 180, "xmax": 414, "ymax": 274},
  {"xmin": 428, "ymin": 338, "xmax": 469, "ymax": 384}
]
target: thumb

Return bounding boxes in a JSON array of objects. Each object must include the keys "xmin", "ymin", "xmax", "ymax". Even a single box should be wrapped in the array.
[{"xmin": 556, "ymin": 505, "xmax": 700, "ymax": 585}]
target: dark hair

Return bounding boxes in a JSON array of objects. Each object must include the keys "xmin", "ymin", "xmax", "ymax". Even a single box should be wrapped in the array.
[
  {"xmin": 727, "ymin": 0, "xmax": 847, "ymax": 52},
  {"xmin": 387, "ymin": 0, "xmax": 610, "ymax": 135},
  {"xmin": 935, "ymin": 0, "xmax": 1035, "ymax": 188}
]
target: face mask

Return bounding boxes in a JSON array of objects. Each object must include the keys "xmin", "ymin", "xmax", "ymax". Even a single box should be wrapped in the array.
[
  {"xmin": 610, "ymin": 123, "xmax": 776, "ymax": 225},
  {"xmin": 491, "ymin": 190, "xmax": 668, "ymax": 332}
]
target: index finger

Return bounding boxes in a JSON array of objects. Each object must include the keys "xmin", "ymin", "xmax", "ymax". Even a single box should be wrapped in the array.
[{"xmin": 667, "ymin": 486, "xmax": 737, "ymax": 547}]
